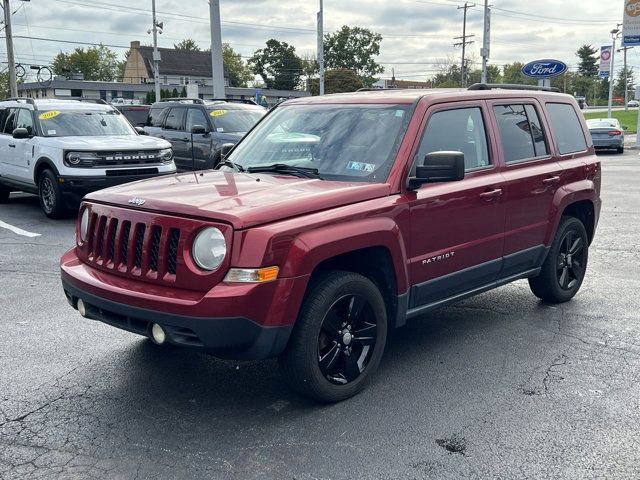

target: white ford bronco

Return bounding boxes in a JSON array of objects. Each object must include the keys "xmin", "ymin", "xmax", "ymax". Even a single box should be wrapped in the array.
[{"xmin": 0, "ymin": 98, "xmax": 175, "ymax": 218}]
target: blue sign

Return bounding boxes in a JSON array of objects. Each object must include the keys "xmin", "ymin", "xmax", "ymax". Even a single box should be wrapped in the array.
[{"xmin": 521, "ymin": 59, "xmax": 568, "ymax": 78}]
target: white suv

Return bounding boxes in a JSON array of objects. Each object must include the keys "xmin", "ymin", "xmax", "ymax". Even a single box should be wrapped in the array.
[{"xmin": 0, "ymin": 98, "xmax": 175, "ymax": 218}]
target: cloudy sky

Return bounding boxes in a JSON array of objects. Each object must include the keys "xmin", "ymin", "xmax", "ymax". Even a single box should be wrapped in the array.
[{"xmin": 2, "ymin": 0, "xmax": 633, "ymax": 82}]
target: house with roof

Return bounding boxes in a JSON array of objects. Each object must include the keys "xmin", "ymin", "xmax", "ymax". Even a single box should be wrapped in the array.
[{"xmin": 122, "ymin": 41, "xmax": 230, "ymax": 88}]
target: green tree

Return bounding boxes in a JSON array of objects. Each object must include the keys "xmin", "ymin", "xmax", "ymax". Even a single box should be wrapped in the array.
[
  {"xmin": 0, "ymin": 71, "xmax": 10, "ymax": 98},
  {"xmin": 467, "ymin": 64, "xmax": 502, "ymax": 85},
  {"xmin": 174, "ymin": 38, "xmax": 200, "ymax": 51},
  {"xmin": 181, "ymin": 86, "xmax": 187, "ymax": 97},
  {"xmin": 502, "ymin": 62, "xmax": 537, "ymax": 85},
  {"xmin": 323, "ymin": 26, "xmax": 384, "ymax": 87},
  {"xmin": 576, "ymin": 44, "xmax": 599, "ymax": 77},
  {"xmin": 222, "ymin": 43, "xmax": 253, "ymax": 87},
  {"xmin": 614, "ymin": 66, "xmax": 635, "ymax": 99},
  {"xmin": 249, "ymin": 39, "xmax": 303, "ymax": 90},
  {"xmin": 52, "ymin": 45, "xmax": 120, "ymax": 81},
  {"xmin": 431, "ymin": 63, "xmax": 461, "ymax": 87},
  {"xmin": 309, "ymin": 68, "xmax": 363, "ymax": 95}
]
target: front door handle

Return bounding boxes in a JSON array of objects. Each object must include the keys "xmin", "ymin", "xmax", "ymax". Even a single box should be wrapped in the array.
[
  {"xmin": 542, "ymin": 175, "xmax": 560, "ymax": 185},
  {"xmin": 479, "ymin": 188, "xmax": 503, "ymax": 200},
  {"xmin": 8, "ymin": 144, "xmax": 16, "ymax": 148}
]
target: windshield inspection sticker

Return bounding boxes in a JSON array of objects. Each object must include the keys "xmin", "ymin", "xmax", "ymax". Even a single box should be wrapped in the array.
[
  {"xmin": 210, "ymin": 109, "xmax": 227, "ymax": 117},
  {"xmin": 346, "ymin": 161, "xmax": 375, "ymax": 172},
  {"xmin": 39, "ymin": 110, "xmax": 60, "ymax": 120},
  {"xmin": 47, "ymin": 130, "xmax": 57, "ymax": 135}
]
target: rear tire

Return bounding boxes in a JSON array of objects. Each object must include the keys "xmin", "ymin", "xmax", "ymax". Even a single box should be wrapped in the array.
[
  {"xmin": 38, "ymin": 169, "xmax": 67, "ymax": 219},
  {"xmin": 617, "ymin": 146, "xmax": 624, "ymax": 154},
  {"xmin": 279, "ymin": 271, "xmax": 387, "ymax": 402},
  {"xmin": 529, "ymin": 216, "xmax": 589, "ymax": 303}
]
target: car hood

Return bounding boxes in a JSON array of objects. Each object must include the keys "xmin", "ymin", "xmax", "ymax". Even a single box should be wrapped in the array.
[
  {"xmin": 85, "ymin": 170, "xmax": 391, "ymax": 229},
  {"xmin": 38, "ymin": 135, "xmax": 171, "ymax": 150}
]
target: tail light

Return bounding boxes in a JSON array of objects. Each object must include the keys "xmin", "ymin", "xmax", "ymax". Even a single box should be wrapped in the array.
[{"xmin": 609, "ymin": 129, "xmax": 623, "ymax": 136}]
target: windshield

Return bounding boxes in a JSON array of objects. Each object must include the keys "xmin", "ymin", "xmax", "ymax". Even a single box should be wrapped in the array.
[
  {"xmin": 37, "ymin": 109, "xmax": 135, "ymax": 137},
  {"xmin": 207, "ymin": 107, "xmax": 265, "ymax": 133},
  {"xmin": 226, "ymin": 103, "xmax": 413, "ymax": 182}
]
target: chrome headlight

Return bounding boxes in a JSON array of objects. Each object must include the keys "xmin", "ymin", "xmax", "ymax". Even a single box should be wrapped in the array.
[
  {"xmin": 66, "ymin": 151, "xmax": 99, "ymax": 167},
  {"xmin": 159, "ymin": 148, "xmax": 173, "ymax": 163},
  {"xmin": 79, "ymin": 207, "xmax": 89, "ymax": 243},
  {"xmin": 192, "ymin": 227, "xmax": 226, "ymax": 271}
]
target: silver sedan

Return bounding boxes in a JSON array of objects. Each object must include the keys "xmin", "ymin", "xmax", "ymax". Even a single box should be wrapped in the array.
[{"xmin": 587, "ymin": 118, "xmax": 625, "ymax": 154}]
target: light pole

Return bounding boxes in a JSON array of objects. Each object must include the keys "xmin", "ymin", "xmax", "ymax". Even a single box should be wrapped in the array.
[
  {"xmin": 151, "ymin": 0, "xmax": 162, "ymax": 102},
  {"xmin": 608, "ymin": 28, "xmax": 621, "ymax": 119},
  {"xmin": 3, "ymin": 0, "xmax": 18, "ymax": 97},
  {"xmin": 617, "ymin": 46, "xmax": 633, "ymax": 111},
  {"xmin": 209, "ymin": 0, "xmax": 226, "ymax": 99},
  {"xmin": 317, "ymin": 0, "xmax": 324, "ymax": 95},
  {"xmin": 480, "ymin": 0, "xmax": 490, "ymax": 84}
]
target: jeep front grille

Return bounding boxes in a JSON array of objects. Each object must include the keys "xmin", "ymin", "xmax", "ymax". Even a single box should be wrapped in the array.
[{"xmin": 86, "ymin": 214, "xmax": 180, "ymax": 280}]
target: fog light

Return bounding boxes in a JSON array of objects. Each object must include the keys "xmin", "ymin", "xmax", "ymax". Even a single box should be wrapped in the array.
[
  {"xmin": 151, "ymin": 323, "xmax": 166, "ymax": 345},
  {"xmin": 77, "ymin": 299, "xmax": 87, "ymax": 317}
]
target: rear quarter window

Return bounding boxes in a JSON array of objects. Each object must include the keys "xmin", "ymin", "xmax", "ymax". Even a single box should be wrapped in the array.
[
  {"xmin": 545, "ymin": 103, "xmax": 587, "ymax": 155},
  {"xmin": 146, "ymin": 107, "xmax": 167, "ymax": 127}
]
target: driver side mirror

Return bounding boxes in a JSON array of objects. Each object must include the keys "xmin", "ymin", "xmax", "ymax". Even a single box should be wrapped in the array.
[
  {"xmin": 134, "ymin": 126, "xmax": 147, "ymax": 135},
  {"xmin": 12, "ymin": 128, "xmax": 29, "ymax": 139},
  {"xmin": 220, "ymin": 142, "xmax": 235, "ymax": 157},
  {"xmin": 407, "ymin": 151, "xmax": 465, "ymax": 189}
]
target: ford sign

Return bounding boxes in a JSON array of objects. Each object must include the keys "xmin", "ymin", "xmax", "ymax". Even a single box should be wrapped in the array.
[{"xmin": 521, "ymin": 59, "xmax": 568, "ymax": 78}]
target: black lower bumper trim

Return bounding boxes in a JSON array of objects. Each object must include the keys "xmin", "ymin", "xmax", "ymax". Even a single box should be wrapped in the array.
[{"xmin": 62, "ymin": 279, "xmax": 292, "ymax": 360}]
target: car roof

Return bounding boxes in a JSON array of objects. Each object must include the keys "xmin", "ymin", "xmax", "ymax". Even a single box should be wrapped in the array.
[
  {"xmin": 586, "ymin": 118, "xmax": 620, "ymax": 124},
  {"xmin": 0, "ymin": 98, "xmax": 117, "ymax": 112},
  {"xmin": 283, "ymin": 87, "xmax": 574, "ymax": 106}
]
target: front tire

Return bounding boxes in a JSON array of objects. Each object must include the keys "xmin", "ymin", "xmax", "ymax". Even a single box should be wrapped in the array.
[
  {"xmin": 38, "ymin": 169, "xmax": 67, "ymax": 219},
  {"xmin": 279, "ymin": 271, "xmax": 387, "ymax": 402},
  {"xmin": 529, "ymin": 216, "xmax": 589, "ymax": 303},
  {"xmin": 0, "ymin": 184, "xmax": 10, "ymax": 203}
]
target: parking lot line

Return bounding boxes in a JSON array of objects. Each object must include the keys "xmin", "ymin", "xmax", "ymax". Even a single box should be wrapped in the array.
[{"xmin": 0, "ymin": 220, "xmax": 41, "ymax": 238}]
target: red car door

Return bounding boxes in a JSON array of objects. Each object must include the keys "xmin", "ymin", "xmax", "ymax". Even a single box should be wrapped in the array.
[{"xmin": 405, "ymin": 101, "xmax": 506, "ymax": 312}]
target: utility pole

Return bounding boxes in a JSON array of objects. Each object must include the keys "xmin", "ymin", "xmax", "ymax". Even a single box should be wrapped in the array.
[
  {"xmin": 151, "ymin": 0, "xmax": 161, "ymax": 102},
  {"xmin": 618, "ymin": 45, "xmax": 633, "ymax": 111},
  {"xmin": 317, "ymin": 0, "xmax": 324, "ymax": 95},
  {"xmin": 3, "ymin": 0, "xmax": 18, "ymax": 97},
  {"xmin": 454, "ymin": 2, "xmax": 475, "ymax": 88},
  {"xmin": 608, "ymin": 27, "xmax": 620, "ymax": 119},
  {"xmin": 480, "ymin": 0, "xmax": 490, "ymax": 84},
  {"xmin": 209, "ymin": 0, "xmax": 226, "ymax": 98}
]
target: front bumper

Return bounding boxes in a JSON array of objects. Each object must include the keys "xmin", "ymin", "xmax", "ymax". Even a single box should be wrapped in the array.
[
  {"xmin": 60, "ymin": 249, "xmax": 308, "ymax": 360},
  {"xmin": 62, "ymin": 279, "xmax": 292, "ymax": 359},
  {"xmin": 59, "ymin": 169, "xmax": 175, "ymax": 206}
]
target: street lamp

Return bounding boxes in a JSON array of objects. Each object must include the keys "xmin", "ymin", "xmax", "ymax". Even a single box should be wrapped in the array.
[{"xmin": 608, "ymin": 28, "xmax": 621, "ymax": 119}]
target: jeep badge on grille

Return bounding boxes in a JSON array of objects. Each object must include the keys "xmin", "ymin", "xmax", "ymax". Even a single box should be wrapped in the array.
[{"xmin": 128, "ymin": 197, "xmax": 146, "ymax": 206}]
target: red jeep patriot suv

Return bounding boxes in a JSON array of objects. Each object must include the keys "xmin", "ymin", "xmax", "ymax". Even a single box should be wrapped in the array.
[{"xmin": 61, "ymin": 85, "xmax": 601, "ymax": 402}]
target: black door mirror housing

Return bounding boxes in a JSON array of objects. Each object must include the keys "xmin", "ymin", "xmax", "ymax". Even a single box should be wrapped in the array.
[
  {"xmin": 408, "ymin": 151, "xmax": 465, "ymax": 189},
  {"xmin": 134, "ymin": 126, "xmax": 147, "ymax": 135},
  {"xmin": 191, "ymin": 124, "xmax": 208, "ymax": 134},
  {"xmin": 12, "ymin": 128, "xmax": 29, "ymax": 139},
  {"xmin": 220, "ymin": 142, "xmax": 235, "ymax": 157}
]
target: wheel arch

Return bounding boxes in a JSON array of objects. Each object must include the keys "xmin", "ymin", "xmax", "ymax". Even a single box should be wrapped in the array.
[
  {"xmin": 547, "ymin": 181, "xmax": 597, "ymax": 246},
  {"xmin": 33, "ymin": 157, "xmax": 60, "ymax": 184}
]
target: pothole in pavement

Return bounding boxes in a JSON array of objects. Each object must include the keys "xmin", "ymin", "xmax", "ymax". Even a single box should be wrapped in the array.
[{"xmin": 436, "ymin": 436, "xmax": 467, "ymax": 455}]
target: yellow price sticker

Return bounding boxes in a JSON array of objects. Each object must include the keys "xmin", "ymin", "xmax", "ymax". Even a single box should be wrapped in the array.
[
  {"xmin": 39, "ymin": 111, "xmax": 61, "ymax": 120},
  {"xmin": 209, "ymin": 109, "xmax": 227, "ymax": 117}
]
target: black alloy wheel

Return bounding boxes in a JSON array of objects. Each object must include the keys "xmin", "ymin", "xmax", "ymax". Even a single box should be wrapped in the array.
[
  {"xmin": 529, "ymin": 216, "xmax": 589, "ymax": 303},
  {"xmin": 38, "ymin": 169, "xmax": 67, "ymax": 219},
  {"xmin": 318, "ymin": 294, "xmax": 378, "ymax": 385}
]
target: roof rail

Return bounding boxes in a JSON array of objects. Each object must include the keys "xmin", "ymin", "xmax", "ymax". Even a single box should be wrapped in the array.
[
  {"xmin": 468, "ymin": 83, "xmax": 560, "ymax": 93},
  {"xmin": 1, "ymin": 97, "xmax": 36, "ymax": 105},
  {"xmin": 77, "ymin": 98, "xmax": 109, "ymax": 105},
  {"xmin": 356, "ymin": 88, "xmax": 402, "ymax": 92},
  {"xmin": 158, "ymin": 97, "xmax": 205, "ymax": 104},
  {"xmin": 206, "ymin": 98, "xmax": 260, "ymax": 106}
]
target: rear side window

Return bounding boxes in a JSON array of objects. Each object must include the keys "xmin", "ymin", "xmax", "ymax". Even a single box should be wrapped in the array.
[
  {"xmin": 146, "ymin": 107, "xmax": 167, "ymax": 127},
  {"xmin": 493, "ymin": 104, "xmax": 549, "ymax": 163},
  {"xmin": 416, "ymin": 107, "xmax": 490, "ymax": 171},
  {"xmin": 545, "ymin": 103, "xmax": 587, "ymax": 154},
  {"xmin": 163, "ymin": 108, "xmax": 184, "ymax": 131}
]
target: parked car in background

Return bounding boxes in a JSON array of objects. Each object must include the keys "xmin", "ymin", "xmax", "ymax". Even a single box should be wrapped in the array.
[
  {"xmin": 627, "ymin": 100, "xmax": 639, "ymax": 108},
  {"xmin": 62, "ymin": 85, "xmax": 601, "ymax": 402},
  {"xmin": 0, "ymin": 98, "xmax": 175, "ymax": 218},
  {"xmin": 144, "ymin": 98, "xmax": 266, "ymax": 171},
  {"xmin": 116, "ymin": 104, "xmax": 150, "ymax": 127},
  {"xmin": 586, "ymin": 118, "xmax": 625, "ymax": 154}
]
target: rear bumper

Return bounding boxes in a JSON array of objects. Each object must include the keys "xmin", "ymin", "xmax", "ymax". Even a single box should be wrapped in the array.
[{"xmin": 592, "ymin": 138, "xmax": 623, "ymax": 149}]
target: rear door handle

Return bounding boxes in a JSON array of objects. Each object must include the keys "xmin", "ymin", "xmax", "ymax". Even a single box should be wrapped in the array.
[
  {"xmin": 542, "ymin": 176, "xmax": 560, "ymax": 185},
  {"xmin": 8, "ymin": 144, "xmax": 16, "ymax": 148},
  {"xmin": 479, "ymin": 188, "xmax": 503, "ymax": 200}
]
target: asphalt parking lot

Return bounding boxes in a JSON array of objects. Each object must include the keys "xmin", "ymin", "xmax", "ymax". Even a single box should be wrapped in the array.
[{"xmin": 1, "ymin": 151, "xmax": 639, "ymax": 480}]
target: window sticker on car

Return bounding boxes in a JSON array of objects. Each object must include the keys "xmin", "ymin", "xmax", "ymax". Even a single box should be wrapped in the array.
[
  {"xmin": 39, "ymin": 111, "xmax": 60, "ymax": 120},
  {"xmin": 210, "ymin": 109, "xmax": 227, "ymax": 117},
  {"xmin": 216, "ymin": 127, "xmax": 224, "ymax": 132},
  {"xmin": 346, "ymin": 161, "xmax": 375, "ymax": 172},
  {"xmin": 47, "ymin": 130, "xmax": 57, "ymax": 135}
]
